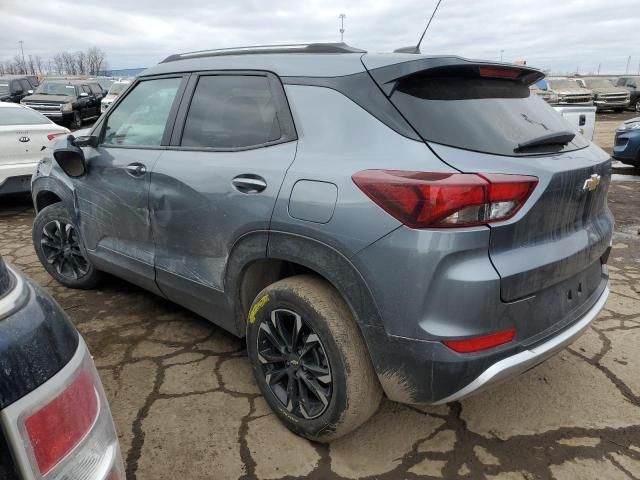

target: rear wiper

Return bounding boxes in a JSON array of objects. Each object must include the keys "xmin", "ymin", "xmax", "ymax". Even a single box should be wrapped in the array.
[{"xmin": 515, "ymin": 130, "xmax": 575, "ymax": 152}]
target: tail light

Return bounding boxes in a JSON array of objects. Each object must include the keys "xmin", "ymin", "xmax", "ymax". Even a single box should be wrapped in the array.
[
  {"xmin": 352, "ymin": 170, "xmax": 538, "ymax": 228},
  {"xmin": 479, "ymin": 66, "xmax": 522, "ymax": 79},
  {"xmin": 47, "ymin": 133, "xmax": 67, "ymax": 141},
  {"xmin": 2, "ymin": 339, "xmax": 124, "ymax": 480},
  {"xmin": 443, "ymin": 328, "xmax": 516, "ymax": 353}
]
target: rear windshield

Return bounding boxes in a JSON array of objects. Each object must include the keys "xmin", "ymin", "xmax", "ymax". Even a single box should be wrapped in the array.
[
  {"xmin": 0, "ymin": 107, "xmax": 51, "ymax": 126},
  {"xmin": 390, "ymin": 75, "xmax": 589, "ymax": 156}
]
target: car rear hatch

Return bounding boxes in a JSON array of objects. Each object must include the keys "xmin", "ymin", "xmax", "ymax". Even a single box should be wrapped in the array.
[{"xmin": 363, "ymin": 55, "xmax": 613, "ymax": 307}]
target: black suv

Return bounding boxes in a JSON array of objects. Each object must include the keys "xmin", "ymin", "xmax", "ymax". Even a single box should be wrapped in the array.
[
  {"xmin": 616, "ymin": 76, "xmax": 640, "ymax": 112},
  {"xmin": 0, "ymin": 77, "xmax": 34, "ymax": 103},
  {"xmin": 21, "ymin": 80, "xmax": 103, "ymax": 129}
]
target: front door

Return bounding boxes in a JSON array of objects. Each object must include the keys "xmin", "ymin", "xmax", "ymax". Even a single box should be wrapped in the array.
[
  {"xmin": 77, "ymin": 75, "xmax": 186, "ymax": 293},
  {"xmin": 149, "ymin": 72, "xmax": 297, "ymax": 331}
]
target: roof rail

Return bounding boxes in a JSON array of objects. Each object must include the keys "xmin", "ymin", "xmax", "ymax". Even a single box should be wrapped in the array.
[{"xmin": 161, "ymin": 42, "xmax": 366, "ymax": 63}]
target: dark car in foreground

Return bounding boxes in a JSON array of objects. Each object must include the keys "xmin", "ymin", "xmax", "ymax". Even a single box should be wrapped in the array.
[
  {"xmin": 31, "ymin": 43, "xmax": 612, "ymax": 441},
  {"xmin": 613, "ymin": 117, "xmax": 640, "ymax": 168},
  {"xmin": 0, "ymin": 257, "xmax": 124, "ymax": 479},
  {"xmin": 21, "ymin": 80, "xmax": 102, "ymax": 129}
]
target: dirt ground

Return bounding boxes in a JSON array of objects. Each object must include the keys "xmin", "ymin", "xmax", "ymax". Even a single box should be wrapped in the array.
[{"xmin": 1, "ymin": 113, "xmax": 639, "ymax": 479}]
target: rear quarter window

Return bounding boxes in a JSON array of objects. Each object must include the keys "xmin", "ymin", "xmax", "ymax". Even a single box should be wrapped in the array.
[{"xmin": 390, "ymin": 75, "xmax": 589, "ymax": 156}]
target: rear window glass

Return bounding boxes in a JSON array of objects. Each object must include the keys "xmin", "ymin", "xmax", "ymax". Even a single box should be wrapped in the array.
[
  {"xmin": 390, "ymin": 75, "xmax": 589, "ymax": 156},
  {"xmin": 0, "ymin": 106, "xmax": 50, "ymax": 125}
]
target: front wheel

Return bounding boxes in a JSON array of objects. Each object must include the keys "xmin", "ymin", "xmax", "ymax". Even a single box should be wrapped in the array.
[
  {"xmin": 69, "ymin": 111, "xmax": 82, "ymax": 130},
  {"xmin": 635, "ymin": 99, "xmax": 640, "ymax": 113},
  {"xmin": 32, "ymin": 203, "xmax": 102, "ymax": 289},
  {"xmin": 246, "ymin": 275, "xmax": 382, "ymax": 442}
]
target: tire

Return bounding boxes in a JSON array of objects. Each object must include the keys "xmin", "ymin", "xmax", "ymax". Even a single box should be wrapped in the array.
[
  {"xmin": 246, "ymin": 275, "xmax": 382, "ymax": 442},
  {"xmin": 32, "ymin": 203, "xmax": 102, "ymax": 289},
  {"xmin": 635, "ymin": 99, "xmax": 640, "ymax": 113},
  {"xmin": 69, "ymin": 111, "xmax": 82, "ymax": 130}
]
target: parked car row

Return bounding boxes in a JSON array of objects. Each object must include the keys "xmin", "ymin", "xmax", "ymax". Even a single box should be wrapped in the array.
[
  {"xmin": 531, "ymin": 75, "xmax": 635, "ymax": 111},
  {"xmin": 0, "ymin": 76, "xmax": 39, "ymax": 103}
]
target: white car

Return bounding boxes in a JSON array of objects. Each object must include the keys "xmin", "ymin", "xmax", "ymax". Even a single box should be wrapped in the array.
[
  {"xmin": 100, "ymin": 80, "xmax": 132, "ymax": 112},
  {"xmin": 0, "ymin": 102, "xmax": 69, "ymax": 195}
]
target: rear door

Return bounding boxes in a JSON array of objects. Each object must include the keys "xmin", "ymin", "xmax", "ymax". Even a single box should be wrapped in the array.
[
  {"xmin": 364, "ymin": 58, "xmax": 613, "ymax": 303},
  {"xmin": 149, "ymin": 72, "xmax": 297, "ymax": 331}
]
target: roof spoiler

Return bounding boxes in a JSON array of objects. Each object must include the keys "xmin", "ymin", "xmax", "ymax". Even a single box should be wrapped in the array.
[{"xmin": 366, "ymin": 56, "xmax": 545, "ymax": 96}]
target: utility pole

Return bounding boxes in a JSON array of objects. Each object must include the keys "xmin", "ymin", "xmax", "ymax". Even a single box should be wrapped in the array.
[
  {"xmin": 18, "ymin": 40, "xmax": 25, "ymax": 74},
  {"xmin": 626, "ymin": 55, "xmax": 631, "ymax": 74},
  {"xmin": 500, "ymin": 49, "xmax": 504, "ymax": 62},
  {"xmin": 338, "ymin": 14, "xmax": 346, "ymax": 42},
  {"xmin": 597, "ymin": 63, "xmax": 601, "ymax": 75}
]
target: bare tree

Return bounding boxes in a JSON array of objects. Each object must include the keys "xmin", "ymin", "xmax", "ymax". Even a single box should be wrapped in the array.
[
  {"xmin": 12, "ymin": 55, "xmax": 25, "ymax": 74},
  {"xmin": 87, "ymin": 47, "xmax": 106, "ymax": 75},
  {"xmin": 27, "ymin": 55, "xmax": 36, "ymax": 75},
  {"xmin": 53, "ymin": 53, "xmax": 64, "ymax": 75},
  {"xmin": 34, "ymin": 55, "xmax": 44, "ymax": 76},
  {"xmin": 61, "ymin": 51, "xmax": 76, "ymax": 75},
  {"xmin": 76, "ymin": 51, "xmax": 87, "ymax": 75}
]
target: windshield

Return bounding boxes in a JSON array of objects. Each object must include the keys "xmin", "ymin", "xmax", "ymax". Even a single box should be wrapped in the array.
[
  {"xmin": 0, "ymin": 82, "xmax": 9, "ymax": 94},
  {"xmin": 547, "ymin": 79, "xmax": 580, "ymax": 90},
  {"xmin": 108, "ymin": 83, "xmax": 130, "ymax": 96},
  {"xmin": 585, "ymin": 78, "xmax": 614, "ymax": 88},
  {"xmin": 0, "ymin": 106, "xmax": 51, "ymax": 126},
  {"xmin": 35, "ymin": 82, "xmax": 76, "ymax": 96},
  {"xmin": 390, "ymin": 74, "xmax": 589, "ymax": 156}
]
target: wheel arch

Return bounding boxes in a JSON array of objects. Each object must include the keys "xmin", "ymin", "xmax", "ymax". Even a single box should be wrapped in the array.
[
  {"xmin": 225, "ymin": 231, "xmax": 385, "ymax": 337},
  {"xmin": 32, "ymin": 177, "xmax": 75, "ymax": 217}
]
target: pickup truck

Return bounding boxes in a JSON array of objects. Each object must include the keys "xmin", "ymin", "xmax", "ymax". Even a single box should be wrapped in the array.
[
  {"xmin": 20, "ymin": 80, "xmax": 103, "ymax": 129},
  {"xmin": 554, "ymin": 105, "xmax": 596, "ymax": 141},
  {"xmin": 0, "ymin": 257, "xmax": 124, "ymax": 480}
]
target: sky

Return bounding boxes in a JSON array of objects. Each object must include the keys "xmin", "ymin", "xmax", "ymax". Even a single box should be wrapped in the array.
[{"xmin": 0, "ymin": 0, "xmax": 639, "ymax": 75}]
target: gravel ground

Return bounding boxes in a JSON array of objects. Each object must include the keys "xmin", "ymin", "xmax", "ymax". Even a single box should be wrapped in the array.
[{"xmin": 1, "ymin": 113, "xmax": 639, "ymax": 479}]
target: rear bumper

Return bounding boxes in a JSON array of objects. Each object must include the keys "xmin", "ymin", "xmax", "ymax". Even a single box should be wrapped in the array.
[
  {"xmin": 0, "ymin": 162, "xmax": 38, "ymax": 194},
  {"xmin": 359, "ymin": 265, "xmax": 609, "ymax": 405},
  {"xmin": 433, "ymin": 284, "xmax": 609, "ymax": 404}
]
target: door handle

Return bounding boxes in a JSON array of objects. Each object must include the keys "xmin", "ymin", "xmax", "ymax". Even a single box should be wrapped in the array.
[
  {"xmin": 125, "ymin": 163, "xmax": 147, "ymax": 177},
  {"xmin": 232, "ymin": 175, "xmax": 267, "ymax": 193}
]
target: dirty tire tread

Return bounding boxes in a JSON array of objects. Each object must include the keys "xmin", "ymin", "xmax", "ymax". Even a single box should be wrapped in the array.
[
  {"xmin": 247, "ymin": 274, "xmax": 382, "ymax": 442},
  {"xmin": 32, "ymin": 202, "xmax": 102, "ymax": 289}
]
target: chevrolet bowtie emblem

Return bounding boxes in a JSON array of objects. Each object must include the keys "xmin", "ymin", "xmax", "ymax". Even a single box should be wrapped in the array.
[{"xmin": 582, "ymin": 174, "xmax": 601, "ymax": 192}]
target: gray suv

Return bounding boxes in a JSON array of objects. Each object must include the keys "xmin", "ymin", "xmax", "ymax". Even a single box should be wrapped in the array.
[{"xmin": 31, "ymin": 43, "xmax": 613, "ymax": 441}]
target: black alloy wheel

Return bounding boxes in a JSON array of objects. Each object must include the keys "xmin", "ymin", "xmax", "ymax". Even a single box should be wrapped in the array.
[
  {"xmin": 40, "ymin": 220, "xmax": 90, "ymax": 280},
  {"xmin": 257, "ymin": 308, "xmax": 332, "ymax": 420}
]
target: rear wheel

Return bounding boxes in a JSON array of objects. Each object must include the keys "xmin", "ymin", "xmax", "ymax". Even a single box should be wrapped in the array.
[
  {"xmin": 635, "ymin": 99, "xmax": 640, "ymax": 113},
  {"xmin": 246, "ymin": 275, "xmax": 382, "ymax": 442},
  {"xmin": 32, "ymin": 203, "xmax": 102, "ymax": 289}
]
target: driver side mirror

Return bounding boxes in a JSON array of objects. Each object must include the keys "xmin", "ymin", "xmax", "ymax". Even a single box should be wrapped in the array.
[
  {"xmin": 53, "ymin": 136, "xmax": 87, "ymax": 177},
  {"xmin": 79, "ymin": 92, "xmax": 89, "ymax": 98}
]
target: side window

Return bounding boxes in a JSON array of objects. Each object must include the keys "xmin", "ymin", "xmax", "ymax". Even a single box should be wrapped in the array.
[
  {"xmin": 19, "ymin": 79, "xmax": 31, "ymax": 92},
  {"xmin": 103, "ymin": 77, "xmax": 182, "ymax": 147},
  {"xmin": 10, "ymin": 80, "xmax": 21, "ymax": 93},
  {"xmin": 82, "ymin": 85, "xmax": 92, "ymax": 95},
  {"xmin": 89, "ymin": 84, "xmax": 101, "ymax": 95},
  {"xmin": 181, "ymin": 75, "xmax": 281, "ymax": 149}
]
